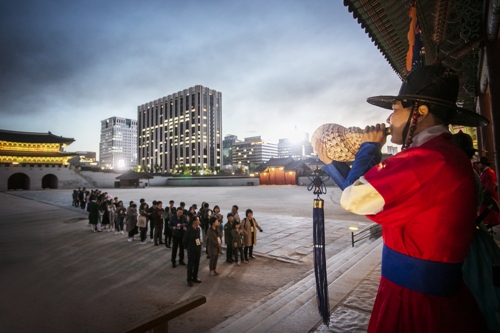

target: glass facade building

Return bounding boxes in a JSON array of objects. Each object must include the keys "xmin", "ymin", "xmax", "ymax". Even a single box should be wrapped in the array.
[
  {"xmin": 99, "ymin": 117, "xmax": 138, "ymax": 170},
  {"xmin": 137, "ymin": 85, "xmax": 222, "ymax": 172}
]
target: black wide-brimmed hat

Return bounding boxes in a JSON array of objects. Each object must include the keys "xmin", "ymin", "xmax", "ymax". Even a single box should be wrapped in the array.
[
  {"xmin": 478, "ymin": 156, "xmax": 490, "ymax": 166},
  {"xmin": 367, "ymin": 65, "xmax": 489, "ymax": 127},
  {"xmin": 451, "ymin": 130, "xmax": 477, "ymax": 158}
]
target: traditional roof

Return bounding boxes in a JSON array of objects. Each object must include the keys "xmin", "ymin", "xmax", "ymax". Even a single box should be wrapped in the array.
[
  {"xmin": 0, "ymin": 129, "xmax": 75, "ymax": 145},
  {"xmin": 116, "ymin": 171, "xmax": 154, "ymax": 180},
  {"xmin": 343, "ymin": 0, "xmax": 486, "ymax": 110},
  {"xmin": 254, "ymin": 157, "xmax": 311, "ymax": 173},
  {"xmin": 0, "ymin": 151, "xmax": 77, "ymax": 157}
]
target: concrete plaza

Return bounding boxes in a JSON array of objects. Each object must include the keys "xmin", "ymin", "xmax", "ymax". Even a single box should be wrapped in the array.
[{"xmin": 0, "ymin": 186, "xmax": 371, "ymax": 332}]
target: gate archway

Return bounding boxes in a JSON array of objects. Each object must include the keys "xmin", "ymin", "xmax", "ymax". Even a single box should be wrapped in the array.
[
  {"xmin": 8, "ymin": 173, "xmax": 30, "ymax": 190},
  {"xmin": 42, "ymin": 174, "xmax": 58, "ymax": 189}
]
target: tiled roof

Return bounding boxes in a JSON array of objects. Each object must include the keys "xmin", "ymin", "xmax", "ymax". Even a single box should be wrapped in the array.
[
  {"xmin": 0, "ymin": 151, "xmax": 77, "ymax": 157},
  {"xmin": 0, "ymin": 129, "xmax": 75, "ymax": 144},
  {"xmin": 254, "ymin": 157, "xmax": 310, "ymax": 172},
  {"xmin": 343, "ymin": 0, "xmax": 485, "ymax": 110}
]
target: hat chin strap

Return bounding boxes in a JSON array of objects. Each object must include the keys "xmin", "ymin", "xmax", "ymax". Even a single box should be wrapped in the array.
[{"xmin": 402, "ymin": 102, "xmax": 420, "ymax": 150}]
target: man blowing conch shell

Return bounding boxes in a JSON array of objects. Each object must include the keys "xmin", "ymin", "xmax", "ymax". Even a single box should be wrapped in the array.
[{"xmin": 315, "ymin": 64, "xmax": 490, "ymax": 333}]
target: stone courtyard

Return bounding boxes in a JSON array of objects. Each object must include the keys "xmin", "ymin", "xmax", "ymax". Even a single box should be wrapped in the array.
[{"xmin": 0, "ymin": 186, "xmax": 378, "ymax": 333}]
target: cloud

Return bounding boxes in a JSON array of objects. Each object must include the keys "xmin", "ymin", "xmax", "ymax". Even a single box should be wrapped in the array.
[{"xmin": 0, "ymin": 0, "xmax": 403, "ymax": 154}]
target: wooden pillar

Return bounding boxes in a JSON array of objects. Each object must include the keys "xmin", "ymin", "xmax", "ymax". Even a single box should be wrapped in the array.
[
  {"xmin": 478, "ymin": 93, "xmax": 494, "ymax": 159},
  {"xmin": 485, "ymin": 39, "xmax": 500, "ymax": 199}
]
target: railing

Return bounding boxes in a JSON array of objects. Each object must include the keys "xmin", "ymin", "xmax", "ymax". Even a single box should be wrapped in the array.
[
  {"xmin": 351, "ymin": 224, "xmax": 382, "ymax": 247},
  {"xmin": 115, "ymin": 295, "xmax": 206, "ymax": 333}
]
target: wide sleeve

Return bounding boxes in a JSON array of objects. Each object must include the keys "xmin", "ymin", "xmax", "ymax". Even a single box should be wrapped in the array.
[
  {"xmin": 322, "ymin": 142, "xmax": 382, "ymax": 190},
  {"xmin": 340, "ymin": 176, "xmax": 385, "ymax": 215}
]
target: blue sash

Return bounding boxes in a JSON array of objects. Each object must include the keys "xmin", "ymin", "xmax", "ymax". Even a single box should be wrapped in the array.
[{"xmin": 381, "ymin": 244, "xmax": 463, "ymax": 297}]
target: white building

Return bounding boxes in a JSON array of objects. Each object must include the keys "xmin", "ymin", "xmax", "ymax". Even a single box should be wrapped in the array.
[
  {"xmin": 232, "ymin": 136, "xmax": 278, "ymax": 167},
  {"xmin": 99, "ymin": 117, "xmax": 137, "ymax": 170},
  {"xmin": 137, "ymin": 85, "xmax": 222, "ymax": 172},
  {"xmin": 278, "ymin": 132, "xmax": 314, "ymax": 160}
]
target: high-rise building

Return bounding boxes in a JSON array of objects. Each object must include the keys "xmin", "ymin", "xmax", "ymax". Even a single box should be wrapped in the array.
[
  {"xmin": 99, "ymin": 117, "xmax": 137, "ymax": 170},
  {"xmin": 278, "ymin": 132, "xmax": 313, "ymax": 160},
  {"xmin": 222, "ymin": 134, "xmax": 238, "ymax": 166},
  {"xmin": 232, "ymin": 136, "xmax": 277, "ymax": 167},
  {"xmin": 137, "ymin": 85, "xmax": 222, "ymax": 172}
]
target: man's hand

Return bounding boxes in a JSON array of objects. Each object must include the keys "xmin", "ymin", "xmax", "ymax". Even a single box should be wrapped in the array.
[
  {"xmin": 314, "ymin": 139, "xmax": 333, "ymax": 165},
  {"xmin": 362, "ymin": 123, "xmax": 386, "ymax": 147}
]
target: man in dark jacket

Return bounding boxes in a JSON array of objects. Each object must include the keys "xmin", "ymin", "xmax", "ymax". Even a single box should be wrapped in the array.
[
  {"xmin": 224, "ymin": 213, "xmax": 235, "ymax": 263},
  {"xmin": 153, "ymin": 201, "xmax": 165, "ymax": 246},
  {"xmin": 169, "ymin": 207, "xmax": 187, "ymax": 268},
  {"xmin": 163, "ymin": 200, "xmax": 175, "ymax": 248},
  {"xmin": 183, "ymin": 216, "xmax": 202, "ymax": 287}
]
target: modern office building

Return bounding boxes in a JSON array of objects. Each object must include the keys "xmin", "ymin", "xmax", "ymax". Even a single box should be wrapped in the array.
[
  {"xmin": 137, "ymin": 85, "xmax": 222, "ymax": 172},
  {"xmin": 99, "ymin": 117, "xmax": 138, "ymax": 170},
  {"xmin": 277, "ymin": 132, "xmax": 314, "ymax": 160},
  {"xmin": 222, "ymin": 134, "xmax": 238, "ymax": 166},
  {"xmin": 232, "ymin": 136, "xmax": 278, "ymax": 167}
]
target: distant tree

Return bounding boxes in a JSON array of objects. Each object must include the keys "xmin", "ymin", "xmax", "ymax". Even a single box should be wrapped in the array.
[
  {"xmin": 249, "ymin": 162, "xmax": 258, "ymax": 172},
  {"xmin": 234, "ymin": 166, "xmax": 246, "ymax": 175},
  {"xmin": 154, "ymin": 163, "xmax": 162, "ymax": 173},
  {"xmin": 182, "ymin": 166, "xmax": 191, "ymax": 175}
]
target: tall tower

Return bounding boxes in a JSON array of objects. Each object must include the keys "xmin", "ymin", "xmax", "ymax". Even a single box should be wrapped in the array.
[
  {"xmin": 99, "ymin": 117, "xmax": 138, "ymax": 170},
  {"xmin": 137, "ymin": 85, "xmax": 222, "ymax": 172}
]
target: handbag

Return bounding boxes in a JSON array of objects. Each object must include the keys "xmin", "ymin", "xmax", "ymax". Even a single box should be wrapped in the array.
[{"xmin": 137, "ymin": 216, "xmax": 148, "ymax": 228}]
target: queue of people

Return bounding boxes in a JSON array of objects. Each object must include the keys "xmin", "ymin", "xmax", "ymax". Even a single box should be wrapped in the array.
[{"xmin": 76, "ymin": 190, "xmax": 264, "ymax": 287}]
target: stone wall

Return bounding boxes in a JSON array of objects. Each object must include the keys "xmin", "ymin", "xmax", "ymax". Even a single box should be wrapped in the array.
[
  {"xmin": 166, "ymin": 176, "xmax": 259, "ymax": 187},
  {"xmin": 0, "ymin": 164, "xmax": 94, "ymax": 191}
]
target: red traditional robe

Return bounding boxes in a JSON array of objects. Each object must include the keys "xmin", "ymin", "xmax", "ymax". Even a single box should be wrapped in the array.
[
  {"xmin": 479, "ymin": 166, "xmax": 500, "ymax": 226},
  {"xmin": 359, "ymin": 132, "xmax": 488, "ymax": 333}
]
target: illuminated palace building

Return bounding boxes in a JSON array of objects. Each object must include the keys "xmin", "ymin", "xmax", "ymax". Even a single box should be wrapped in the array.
[
  {"xmin": 0, "ymin": 129, "xmax": 76, "ymax": 191},
  {"xmin": 100, "ymin": 117, "xmax": 138, "ymax": 170},
  {"xmin": 138, "ymin": 85, "xmax": 222, "ymax": 172}
]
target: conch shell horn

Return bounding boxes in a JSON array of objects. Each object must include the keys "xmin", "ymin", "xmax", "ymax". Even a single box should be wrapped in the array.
[{"xmin": 311, "ymin": 124, "xmax": 391, "ymax": 162}]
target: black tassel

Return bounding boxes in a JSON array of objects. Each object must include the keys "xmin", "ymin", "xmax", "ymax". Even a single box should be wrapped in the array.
[
  {"xmin": 307, "ymin": 157, "xmax": 330, "ymax": 326},
  {"xmin": 313, "ymin": 198, "xmax": 330, "ymax": 326}
]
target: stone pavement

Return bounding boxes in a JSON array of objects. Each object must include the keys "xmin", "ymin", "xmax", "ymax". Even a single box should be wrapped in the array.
[
  {"xmin": 10, "ymin": 187, "xmax": 373, "ymax": 266},
  {"xmin": 1, "ymin": 187, "xmax": 374, "ymax": 333}
]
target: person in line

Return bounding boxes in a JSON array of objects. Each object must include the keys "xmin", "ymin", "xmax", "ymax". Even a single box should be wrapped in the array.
[
  {"xmin": 163, "ymin": 200, "xmax": 175, "ymax": 248},
  {"xmin": 146, "ymin": 200, "xmax": 156, "ymax": 242},
  {"xmin": 139, "ymin": 202, "xmax": 150, "ymax": 245},
  {"xmin": 153, "ymin": 201, "xmax": 165, "ymax": 246},
  {"xmin": 100, "ymin": 198, "xmax": 110, "ymax": 231},
  {"xmin": 232, "ymin": 221, "xmax": 246, "ymax": 265},
  {"xmin": 72, "ymin": 190, "xmax": 78, "ymax": 207},
  {"xmin": 241, "ymin": 209, "xmax": 263, "ymax": 262},
  {"xmin": 213, "ymin": 205, "xmax": 224, "ymax": 254},
  {"xmin": 207, "ymin": 216, "xmax": 221, "ymax": 276},
  {"xmin": 224, "ymin": 212, "xmax": 235, "ymax": 263},
  {"xmin": 126, "ymin": 202, "xmax": 138, "ymax": 242},
  {"xmin": 79, "ymin": 188, "xmax": 86, "ymax": 210},
  {"xmin": 87, "ymin": 197, "xmax": 101, "ymax": 232},
  {"xmin": 170, "ymin": 207, "xmax": 187, "ymax": 268},
  {"xmin": 115, "ymin": 201, "xmax": 126, "ymax": 234},
  {"xmin": 200, "ymin": 203, "xmax": 212, "ymax": 251},
  {"xmin": 231, "ymin": 205, "xmax": 241, "ymax": 223},
  {"xmin": 316, "ymin": 64, "xmax": 489, "ymax": 333},
  {"xmin": 108, "ymin": 199, "xmax": 116, "ymax": 232},
  {"xmin": 183, "ymin": 216, "xmax": 202, "ymax": 287}
]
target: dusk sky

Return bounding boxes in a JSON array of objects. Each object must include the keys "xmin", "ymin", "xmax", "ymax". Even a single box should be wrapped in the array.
[{"xmin": 1, "ymin": 0, "xmax": 402, "ymax": 157}]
